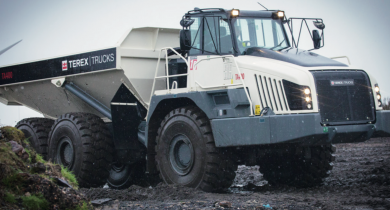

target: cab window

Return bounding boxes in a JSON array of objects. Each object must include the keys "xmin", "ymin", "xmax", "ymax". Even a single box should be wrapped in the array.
[{"xmin": 189, "ymin": 16, "xmax": 233, "ymax": 55}]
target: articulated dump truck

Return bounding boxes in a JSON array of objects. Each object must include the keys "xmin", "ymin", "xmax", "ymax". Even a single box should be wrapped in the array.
[{"xmin": 1, "ymin": 8, "xmax": 389, "ymax": 192}]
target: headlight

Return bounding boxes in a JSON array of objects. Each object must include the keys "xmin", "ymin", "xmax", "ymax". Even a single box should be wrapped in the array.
[
  {"xmin": 231, "ymin": 9, "xmax": 240, "ymax": 17},
  {"xmin": 375, "ymin": 84, "xmax": 382, "ymax": 107},
  {"xmin": 282, "ymin": 80, "xmax": 313, "ymax": 110},
  {"xmin": 272, "ymin": 11, "xmax": 285, "ymax": 19}
]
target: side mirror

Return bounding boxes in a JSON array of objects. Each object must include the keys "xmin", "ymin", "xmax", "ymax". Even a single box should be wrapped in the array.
[
  {"xmin": 313, "ymin": 21, "xmax": 325, "ymax": 30},
  {"xmin": 180, "ymin": 30, "xmax": 191, "ymax": 51},
  {"xmin": 312, "ymin": 30, "xmax": 321, "ymax": 49},
  {"xmin": 180, "ymin": 19, "xmax": 195, "ymax": 28}
]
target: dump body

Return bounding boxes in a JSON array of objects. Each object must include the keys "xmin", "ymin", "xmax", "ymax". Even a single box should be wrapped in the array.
[{"xmin": 0, "ymin": 27, "xmax": 180, "ymax": 120}]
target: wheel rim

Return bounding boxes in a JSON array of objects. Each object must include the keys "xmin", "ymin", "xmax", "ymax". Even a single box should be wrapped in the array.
[
  {"xmin": 107, "ymin": 162, "xmax": 132, "ymax": 187},
  {"xmin": 108, "ymin": 161, "xmax": 145, "ymax": 189},
  {"xmin": 169, "ymin": 134, "xmax": 194, "ymax": 176},
  {"xmin": 56, "ymin": 137, "xmax": 74, "ymax": 169},
  {"xmin": 111, "ymin": 162, "xmax": 126, "ymax": 172}
]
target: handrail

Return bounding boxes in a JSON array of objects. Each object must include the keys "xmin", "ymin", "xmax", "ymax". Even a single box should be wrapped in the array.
[
  {"xmin": 149, "ymin": 47, "xmax": 189, "ymax": 107},
  {"xmin": 194, "ymin": 55, "xmax": 254, "ymax": 116},
  {"xmin": 155, "ymin": 73, "xmax": 188, "ymax": 79},
  {"xmin": 171, "ymin": 81, "xmax": 178, "ymax": 89},
  {"xmin": 195, "ymin": 81, "xmax": 242, "ymax": 89},
  {"xmin": 330, "ymin": 56, "xmax": 351, "ymax": 65}
]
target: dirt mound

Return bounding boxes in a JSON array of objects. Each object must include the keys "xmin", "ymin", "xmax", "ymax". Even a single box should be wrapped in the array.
[{"xmin": 0, "ymin": 126, "xmax": 90, "ymax": 210}]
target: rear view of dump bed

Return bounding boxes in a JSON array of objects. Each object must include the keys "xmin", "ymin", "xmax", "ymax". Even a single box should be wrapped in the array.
[{"xmin": 0, "ymin": 27, "xmax": 180, "ymax": 120}]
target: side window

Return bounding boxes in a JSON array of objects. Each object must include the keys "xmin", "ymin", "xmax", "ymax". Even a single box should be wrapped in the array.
[
  {"xmin": 203, "ymin": 17, "xmax": 219, "ymax": 54},
  {"xmin": 219, "ymin": 19, "xmax": 233, "ymax": 54},
  {"xmin": 204, "ymin": 17, "xmax": 233, "ymax": 54},
  {"xmin": 189, "ymin": 17, "xmax": 201, "ymax": 55},
  {"xmin": 189, "ymin": 16, "xmax": 233, "ymax": 55}
]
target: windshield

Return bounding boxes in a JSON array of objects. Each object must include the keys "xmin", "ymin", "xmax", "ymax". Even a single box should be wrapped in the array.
[{"xmin": 232, "ymin": 18, "xmax": 289, "ymax": 54}]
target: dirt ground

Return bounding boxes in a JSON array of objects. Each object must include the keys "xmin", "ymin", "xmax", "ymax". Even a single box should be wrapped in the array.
[{"xmin": 81, "ymin": 137, "xmax": 390, "ymax": 210}]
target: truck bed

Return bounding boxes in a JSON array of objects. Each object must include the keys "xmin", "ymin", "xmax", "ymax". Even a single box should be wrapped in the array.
[{"xmin": 0, "ymin": 27, "xmax": 181, "ymax": 120}]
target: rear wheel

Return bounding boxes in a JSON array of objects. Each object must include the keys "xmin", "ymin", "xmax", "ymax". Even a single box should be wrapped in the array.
[
  {"xmin": 259, "ymin": 144, "xmax": 336, "ymax": 187},
  {"xmin": 48, "ymin": 113, "xmax": 114, "ymax": 188},
  {"xmin": 155, "ymin": 106, "xmax": 237, "ymax": 192},
  {"xmin": 16, "ymin": 118, "xmax": 54, "ymax": 160}
]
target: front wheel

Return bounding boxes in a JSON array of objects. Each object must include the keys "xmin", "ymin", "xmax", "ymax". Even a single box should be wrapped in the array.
[
  {"xmin": 155, "ymin": 106, "xmax": 237, "ymax": 192},
  {"xmin": 259, "ymin": 144, "xmax": 336, "ymax": 187}
]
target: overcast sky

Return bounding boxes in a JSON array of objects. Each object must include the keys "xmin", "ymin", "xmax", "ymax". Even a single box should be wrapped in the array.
[{"xmin": 1, "ymin": 0, "xmax": 389, "ymax": 126}]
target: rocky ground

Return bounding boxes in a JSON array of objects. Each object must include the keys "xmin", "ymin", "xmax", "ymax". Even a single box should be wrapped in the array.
[{"xmin": 80, "ymin": 137, "xmax": 390, "ymax": 210}]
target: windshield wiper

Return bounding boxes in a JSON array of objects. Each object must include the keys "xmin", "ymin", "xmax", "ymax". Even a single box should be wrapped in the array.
[{"xmin": 269, "ymin": 39, "xmax": 286, "ymax": 50}]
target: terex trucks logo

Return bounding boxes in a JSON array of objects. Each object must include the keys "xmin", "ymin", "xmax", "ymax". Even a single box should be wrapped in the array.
[
  {"xmin": 330, "ymin": 79, "xmax": 354, "ymax": 86},
  {"xmin": 62, "ymin": 60, "xmax": 67, "ymax": 71},
  {"xmin": 61, "ymin": 53, "xmax": 115, "ymax": 70}
]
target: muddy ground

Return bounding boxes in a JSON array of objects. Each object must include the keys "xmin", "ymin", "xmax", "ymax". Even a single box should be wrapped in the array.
[{"xmin": 81, "ymin": 138, "xmax": 390, "ymax": 210}]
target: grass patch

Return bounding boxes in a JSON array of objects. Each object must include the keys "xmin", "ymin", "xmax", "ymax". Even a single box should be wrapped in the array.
[
  {"xmin": 24, "ymin": 147, "xmax": 33, "ymax": 163},
  {"xmin": 61, "ymin": 165, "xmax": 78, "ymax": 188},
  {"xmin": 23, "ymin": 139, "xmax": 30, "ymax": 145},
  {"xmin": 4, "ymin": 192, "xmax": 17, "ymax": 204},
  {"xmin": 22, "ymin": 193, "xmax": 49, "ymax": 210},
  {"xmin": 36, "ymin": 153, "xmax": 46, "ymax": 163},
  {"xmin": 0, "ymin": 142, "xmax": 28, "ymax": 176},
  {"xmin": 2, "ymin": 174, "xmax": 25, "ymax": 192},
  {"xmin": 0, "ymin": 126, "xmax": 24, "ymax": 144},
  {"xmin": 0, "ymin": 141, "xmax": 12, "ymax": 152},
  {"xmin": 75, "ymin": 201, "xmax": 90, "ymax": 210}
]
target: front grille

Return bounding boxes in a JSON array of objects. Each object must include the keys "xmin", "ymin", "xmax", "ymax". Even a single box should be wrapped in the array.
[
  {"xmin": 311, "ymin": 70, "xmax": 375, "ymax": 125},
  {"xmin": 254, "ymin": 74, "xmax": 288, "ymax": 111}
]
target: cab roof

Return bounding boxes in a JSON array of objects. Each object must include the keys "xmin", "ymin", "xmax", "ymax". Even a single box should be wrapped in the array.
[{"xmin": 186, "ymin": 8, "xmax": 275, "ymax": 18}]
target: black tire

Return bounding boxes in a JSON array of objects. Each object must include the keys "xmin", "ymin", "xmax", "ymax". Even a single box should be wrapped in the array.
[
  {"xmin": 155, "ymin": 106, "xmax": 237, "ymax": 192},
  {"xmin": 16, "ymin": 118, "xmax": 54, "ymax": 160},
  {"xmin": 48, "ymin": 113, "xmax": 114, "ymax": 188},
  {"xmin": 259, "ymin": 144, "xmax": 336, "ymax": 187},
  {"xmin": 107, "ymin": 160, "xmax": 146, "ymax": 189}
]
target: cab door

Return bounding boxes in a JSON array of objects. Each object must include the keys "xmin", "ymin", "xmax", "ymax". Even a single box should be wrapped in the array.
[{"xmin": 187, "ymin": 16, "xmax": 238, "ymax": 90}]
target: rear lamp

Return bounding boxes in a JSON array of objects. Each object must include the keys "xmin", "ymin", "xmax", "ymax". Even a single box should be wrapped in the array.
[{"xmin": 231, "ymin": 9, "xmax": 240, "ymax": 17}]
